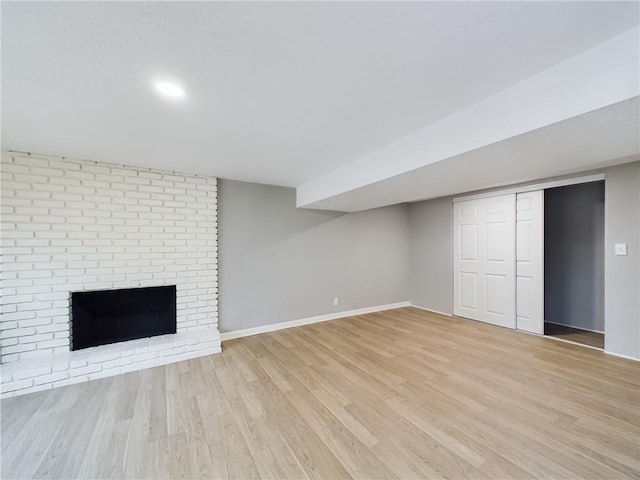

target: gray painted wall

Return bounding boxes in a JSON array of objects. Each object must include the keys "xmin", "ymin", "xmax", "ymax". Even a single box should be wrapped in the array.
[
  {"xmin": 544, "ymin": 182, "xmax": 605, "ymax": 332},
  {"xmin": 408, "ymin": 196, "xmax": 453, "ymax": 315},
  {"xmin": 219, "ymin": 163, "xmax": 638, "ymax": 359},
  {"xmin": 408, "ymin": 162, "xmax": 639, "ymax": 359},
  {"xmin": 604, "ymin": 162, "xmax": 640, "ymax": 359},
  {"xmin": 218, "ymin": 179, "xmax": 410, "ymax": 333}
]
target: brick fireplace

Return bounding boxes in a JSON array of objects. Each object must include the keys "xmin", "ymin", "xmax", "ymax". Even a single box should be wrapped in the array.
[{"xmin": 0, "ymin": 151, "xmax": 220, "ymax": 397}]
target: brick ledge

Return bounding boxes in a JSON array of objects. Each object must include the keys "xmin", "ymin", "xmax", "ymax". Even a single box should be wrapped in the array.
[{"xmin": 0, "ymin": 327, "xmax": 221, "ymax": 398}]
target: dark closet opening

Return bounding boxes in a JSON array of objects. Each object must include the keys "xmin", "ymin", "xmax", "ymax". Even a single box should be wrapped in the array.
[{"xmin": 544, "ymin": 181, "xmax": 605, "ymax": 349}]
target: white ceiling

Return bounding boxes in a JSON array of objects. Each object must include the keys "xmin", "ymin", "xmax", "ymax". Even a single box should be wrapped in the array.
[{"xmin": 2, "ymin": 1, "xmax": 639, "ymax": 210}]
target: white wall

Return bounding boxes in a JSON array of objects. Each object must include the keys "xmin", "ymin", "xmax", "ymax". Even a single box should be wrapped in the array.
[
  {"xmin": 408, "ymin": 162, "xmax": 640, "ymax": 359},
  {"xmin": 1, "ymin": 151, "xmax": 220, "ymax": 396},
  {"xmin": 218, "ymin": 179, "xmax": 410, "ymax": 332}
]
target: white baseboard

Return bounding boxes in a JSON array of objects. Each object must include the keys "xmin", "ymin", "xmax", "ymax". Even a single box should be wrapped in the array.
[
  {"xmin": 408, "ymin": 304, "xmax": 453, "ymax": 317},
  {"xmin": 220, "ymin": 301, "xmax": 411, "ymax": 342},
  {"xmin": 604, "ymin": 350, "xmax": 640, "ymax": 362}
]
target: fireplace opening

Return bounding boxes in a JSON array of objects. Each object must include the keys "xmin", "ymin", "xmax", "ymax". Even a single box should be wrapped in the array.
[{"xmin": 71, "ymin": 285, "xmax": 177, "ymax": 351}]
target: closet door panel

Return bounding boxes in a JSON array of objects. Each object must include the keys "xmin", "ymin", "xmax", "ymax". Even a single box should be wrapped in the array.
[
  {"xmin": 454, "ymin": 201, "xmax": 483, "ymax": 319},
  {"xmin": 516, "ymin": 191, "xmax": 544, "ymax": 334},
  {"xmin": 454, "ymin": 194, "xmax": 516, "ymax": 328}
]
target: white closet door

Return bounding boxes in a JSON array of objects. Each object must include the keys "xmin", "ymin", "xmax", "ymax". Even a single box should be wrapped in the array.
[
  {"xmin": 454, "ymin": 194, "xmax": 516, "ymax": 329},
  {"xmin": 516, "ymin": 191, "xmax": 544, "ymax": 334}
]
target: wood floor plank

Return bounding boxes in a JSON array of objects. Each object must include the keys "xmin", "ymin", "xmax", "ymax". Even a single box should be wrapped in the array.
[
  {"xmin": 32, "ymin": 378, "xmax": 112, "ymax": 479},
  {"xmin": 76, "ymin": 374, "xmax": 137, "ymax": 479},
  {"xmin": 2, "ymin": 306, "xmax": 639, "ymax": 479}
]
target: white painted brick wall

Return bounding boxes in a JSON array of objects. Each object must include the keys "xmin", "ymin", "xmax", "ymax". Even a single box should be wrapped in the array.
[{"xmin": 0, "ymin": 151, "xmax": 220, "ymax": 397}]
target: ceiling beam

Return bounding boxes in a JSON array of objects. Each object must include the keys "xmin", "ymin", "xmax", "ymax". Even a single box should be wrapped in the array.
[{"xmin": 296, "ymin": 27, "xmax": 639, "ymax": 210}]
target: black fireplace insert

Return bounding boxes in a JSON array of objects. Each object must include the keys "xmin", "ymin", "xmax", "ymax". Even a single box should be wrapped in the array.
[{"xmin": 71, "ymin": 285, "xmax": 177, "ymax": 350}]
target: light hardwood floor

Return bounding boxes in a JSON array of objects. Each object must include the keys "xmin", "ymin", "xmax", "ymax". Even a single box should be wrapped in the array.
[{"xmin": 2, "ymin": 307, "xmax": 639, "ymax": 479}]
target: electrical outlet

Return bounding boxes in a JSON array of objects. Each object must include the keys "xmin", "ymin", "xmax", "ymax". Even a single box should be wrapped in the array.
[
  {"xmin": 615, "ymin": 243, "xmax": 628, "ymax": 256},
  {"xmin": 333, "ymin": 297, "xmax": 339, "ymax": 306}
]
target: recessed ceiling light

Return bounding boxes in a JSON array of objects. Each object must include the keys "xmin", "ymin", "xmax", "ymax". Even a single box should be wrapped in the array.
[{"xmin": 155, "ymin": 82, "xmax": 186, "ymax": 98}]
